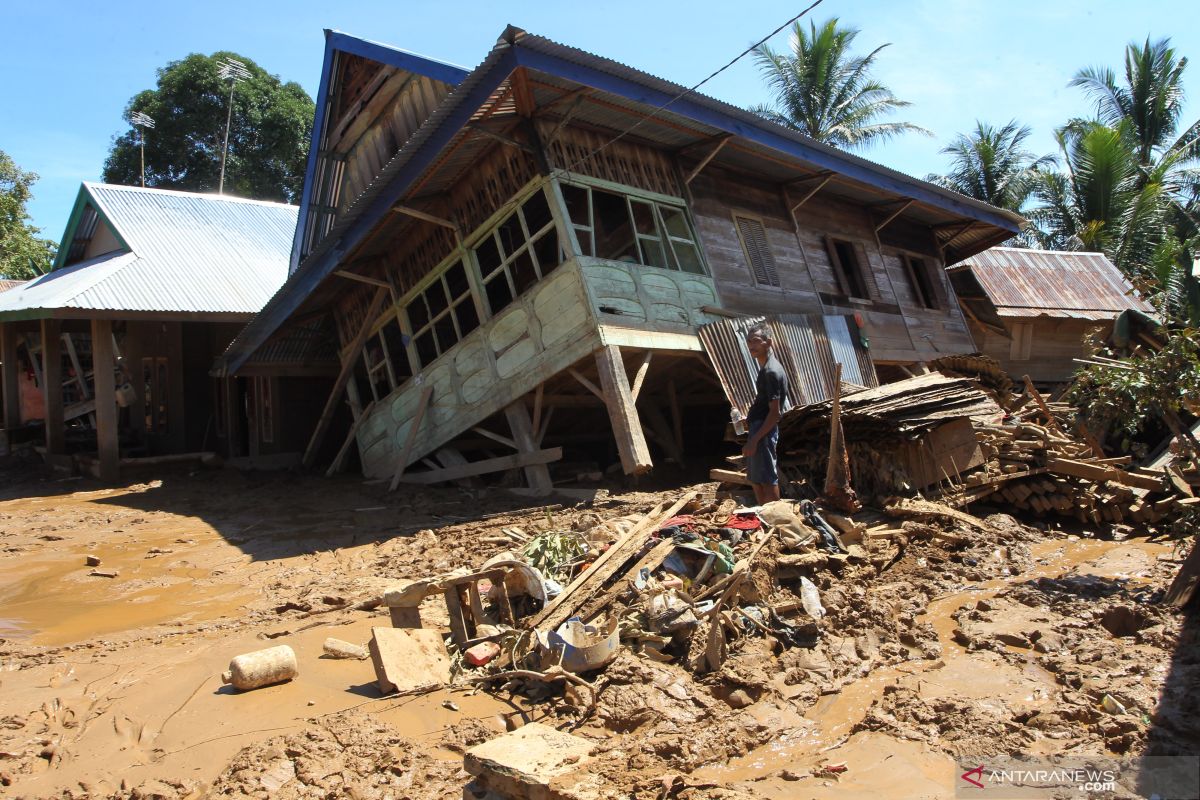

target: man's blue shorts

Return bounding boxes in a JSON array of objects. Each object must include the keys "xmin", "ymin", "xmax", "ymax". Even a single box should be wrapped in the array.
[{"xmin": 746, "ymin": 419, "xmax": 779, "ymax": 485}]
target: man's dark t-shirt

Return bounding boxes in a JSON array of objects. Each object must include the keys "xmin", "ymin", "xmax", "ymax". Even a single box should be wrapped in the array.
[{"xmin": 747, "ymin": 353, "xmax": 788, "ymax": 423}]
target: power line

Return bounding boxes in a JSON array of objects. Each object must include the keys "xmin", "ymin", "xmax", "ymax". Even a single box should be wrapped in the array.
[{"xmin": 559, "ymin": 0, "xmax": 826, "ymax": 175}]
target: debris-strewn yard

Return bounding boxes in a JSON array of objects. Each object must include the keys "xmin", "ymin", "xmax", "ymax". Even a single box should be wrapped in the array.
[{"xmin": 1, "ymin": 448, "xmax": 1196, "ymax": 799}]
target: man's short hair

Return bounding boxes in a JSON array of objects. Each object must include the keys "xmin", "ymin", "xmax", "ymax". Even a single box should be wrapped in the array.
[{"xmin": 746, "ymin": 322, "xmax": 772, "ymax": 343}]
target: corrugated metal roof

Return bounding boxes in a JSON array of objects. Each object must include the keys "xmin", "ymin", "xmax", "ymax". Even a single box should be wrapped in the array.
[
  {"xmin": 698, "ymin": 314, "xmax": 878, "ymax": 417},
  {"xmin": 0, "ymin": 279, "xmax": 27, "ymax": 293},
  {"xmin": 0, "ymin": 184, "xmax": 296, "ymax": 319},
  {"xmin": 952, "ymin": 247, "xmax": 1154, "ymax": 320}
]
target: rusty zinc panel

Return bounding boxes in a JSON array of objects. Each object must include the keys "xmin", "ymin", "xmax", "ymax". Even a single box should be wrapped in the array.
[
  {"xmin": 956, "ymin": 247, "xmax": 1154, "ymax": 320},
  {"xmin": 698, "ymin": 314, "xmax": 877, "ymax": 417}
]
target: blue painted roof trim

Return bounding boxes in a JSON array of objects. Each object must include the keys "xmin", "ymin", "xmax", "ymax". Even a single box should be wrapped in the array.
[
  {"xmin": 509, "ymin": 45, "xmax": 1020, "ymax": 234},
  {"xmin": 325, "ymin": 31, "xmax": 470, "ymax": 87},
  {"xmin": 289, "ymin": 31, "xmax": 471, "ymax": 272}
]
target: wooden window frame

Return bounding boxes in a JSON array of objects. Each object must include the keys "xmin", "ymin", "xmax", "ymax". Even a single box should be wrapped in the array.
[
  {"xmin": 899, "ymin": 252, "xmax": 939, "ymax": 310},
  {"xmin": 826, "ymin": 236, "xmax": 871, "ymax": 302},
  {"xmin": 403, "ymin": 259, "xmax": 479, "ymax": 369},
  {"xmin": 556, "ymin": 176, "xmax": 707, "ymax": 276},
  {"xmin": 473, "ymin": 188, "xmax": 561, "ymax": 317},
  {"xmin": 731, "ymin": 213, "xmax": 781, "ymax": 288}
]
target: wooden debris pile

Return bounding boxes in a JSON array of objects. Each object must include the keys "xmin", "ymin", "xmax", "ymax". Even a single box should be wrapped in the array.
[{"xmin": 712, "ymin": 370, "xmax": 1197, "ymax": 529}]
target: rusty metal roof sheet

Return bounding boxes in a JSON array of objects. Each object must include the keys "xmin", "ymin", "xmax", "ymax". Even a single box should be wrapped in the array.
[
  {"xmin": 698, "ymin": 314, "xmax": 877, "ymax": 417},
  {"xmin": 0, "ymin": 184, "xmax": 296, "ymax": 320},
  {"xmin": 0, "ymin": 280, "xmax": 26, "ymax": 293},
  {"xmin": 951, "ymin": 247, "xmax": 1154, "ymax": 321}
]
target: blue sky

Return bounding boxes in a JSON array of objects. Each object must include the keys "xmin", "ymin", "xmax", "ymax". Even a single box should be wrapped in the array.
[{"xmin": 3, "ymin": 0, "xmax": 1196, "ymax": 241}]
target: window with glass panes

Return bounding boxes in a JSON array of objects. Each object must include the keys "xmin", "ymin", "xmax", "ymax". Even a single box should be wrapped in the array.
[
  {"xmin": 559, "ymin": 183, "xmax": 705, "ymax": 275},
  {"xmin": 404, "ymin": 259, "xmax": 481, "ymax": 368},
  {"xmin": 472, "ymin": 188, "xmax": 563, "ymax": 317}
]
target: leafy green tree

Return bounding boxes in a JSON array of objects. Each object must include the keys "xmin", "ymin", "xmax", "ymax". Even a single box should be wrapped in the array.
[
  {"xmin": 927, "ymin": 120, "xmax": 1053, "ymax": 212},
  {"xmin": 102, "ymin": 52, "xmax": 314, "ymax": 203},
  {"xmin": 0, "ymin": 150, "xmax": 55, "ymax": 280},
  {"xmin": 750, "ymin": 18, "xmax": 930, "ymax": 149}
]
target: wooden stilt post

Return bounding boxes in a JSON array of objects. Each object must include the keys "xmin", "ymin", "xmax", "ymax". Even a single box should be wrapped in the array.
[
  {"xmin": 91, "ymin": 319, "xmax": 119, "ymax": 482},
  {"xmin": 594, "ymin": 345, "xmax": 652, "ymax": 475},
  {"xmin": 1, "ymin": 323, "xmax": 21, "ymax": 440},
  {"xmin": 504, "ymin": 400, "xmax": 553, "ymax": 494},
  {"xmin": 40, "ymin": 318, "xmax": 64, "ymax": 455},
  {"xmin": 303, "ymin": 288, "xmax": 387, "ymax": 467},
  {"xmin": 823, "ymin": 363, "xmax": 860, "ymax": 512}
]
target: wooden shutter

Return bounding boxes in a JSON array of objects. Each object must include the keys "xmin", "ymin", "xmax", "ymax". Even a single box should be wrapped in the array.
[{"xmin": 734, "ymin": 216, "xmax": 780, "ymax": 288}]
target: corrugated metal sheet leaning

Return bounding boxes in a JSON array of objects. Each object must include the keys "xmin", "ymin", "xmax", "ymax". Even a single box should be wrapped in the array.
[{"xmin": 698, "ymin": 314, "xmax": 877, "ymax": 418}]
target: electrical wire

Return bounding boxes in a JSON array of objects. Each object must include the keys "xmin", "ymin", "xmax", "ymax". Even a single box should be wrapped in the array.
[{"xmin": 559, "ymin": 0, "xmax": 827, "ymax": 175}]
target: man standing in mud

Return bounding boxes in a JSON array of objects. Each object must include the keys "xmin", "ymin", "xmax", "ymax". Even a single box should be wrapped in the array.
[{"xmin": 743, "ymin": 323, "xmax": 787, "ymax": 504}]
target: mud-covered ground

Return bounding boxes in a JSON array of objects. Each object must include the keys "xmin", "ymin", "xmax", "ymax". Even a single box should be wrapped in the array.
[{"xmin": 0, "ymin": 452, "xmax": 1196, "ymax": 799}]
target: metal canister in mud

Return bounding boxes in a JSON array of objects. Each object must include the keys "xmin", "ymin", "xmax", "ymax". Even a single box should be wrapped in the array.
[{"xmin": 221, "ymin": 645, "xmax": 298, "ymax": 691}]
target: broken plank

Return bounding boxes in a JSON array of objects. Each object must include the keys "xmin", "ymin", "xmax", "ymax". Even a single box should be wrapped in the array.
[
  {"xmin": 528, "ymin": 491, "xmax": 696, "ymax": 634},
  {"xmin": 394, "ymin": 448, "xmax": 563, "ymax": 485},
  {"xmin": 326, "ymin": 400, "xmax": 376, "ymax": 477},
  {"xmin": 709, "ymin": 468, "xmax": 752, "ymax": 486},
  {"xmin": 1046, "ymin": 457, "xmax": 1163, "ymax": 491}
]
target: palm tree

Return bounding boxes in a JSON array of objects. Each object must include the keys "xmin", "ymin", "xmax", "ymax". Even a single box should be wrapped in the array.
[
  {"xmin": 1026, "ymin": 120, "xmax": 1174, "ymax": 275},
  {"xmin": 1070, "ymin": 37, "xmax": 1198, "ymax": 168},
  {"xmin": 751, "ymin": 18, "xmax": 930, "ymax": 149},
  {"xmin": 928, "ymin": 120, "xmax": 1054, "ymax": 212}
]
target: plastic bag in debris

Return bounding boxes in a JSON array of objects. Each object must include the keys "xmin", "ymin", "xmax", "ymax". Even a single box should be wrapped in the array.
[
  {"xmin": 646, "ymin": 589, "xmax": 700, "ymax": 634},
  {"xmin": 757, "ymin": 500, "xmax": 818, "ymax": 550},
  {"xmin": 481, "ymin": 553, "xmax": 562, "ymax": 603},
  {"xmin": 800, "ymin": 576, "xmax": 826, "ymax": 620}
]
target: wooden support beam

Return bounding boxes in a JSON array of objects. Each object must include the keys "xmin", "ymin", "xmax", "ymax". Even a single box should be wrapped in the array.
[
  {"xmin": 629, "ymin": 350, "xmax": 653, "ymax": 403},
  {"xmin": 303, "ymin": 288, "xmax": 388, "ymax": 467},
  {"xmin": 40, "ymin": 319, "xmax": 64, "ymax": 455},
  {"xmin": 683, "ymin": 134, "xmax": 732, "ymax": 184},
  {"xmin": 471, "ymin": 425, "xmax": 517, "ymax": 450},
  {"xmin": 395, "ymin": 447, "xmax": 562, "ymax": 485},
  {"xmin": 511, "ymin": 66, "xmax": 537, "ymax": 117},
  {"xmin": 535, "ymin": 86, "xmax": 589, "ymax": 116},
  {"xmin": 1, "ymin": 323, "xmax": 21, "ymax": 434},
  {"xmin": 91, "ymin": 318, "xmax": 118, "ymax": 483},
  {"xmin": 568, "ymin": 368, "xmax": 605, "ymax": 403},
  {"xmin": 465, "ymin": 123, "xmax": 536, "ymax": 155},
  {"xmin": 790, "ymin": 176, "xmax": 832, "ymax": 212},
  {"xmin": 542, "ymin": 93, "xmax": 586, "ymax": 147},
  {"xmin": 1021, "ymin": 375, "xmax": 1064, "ymax": 437},
  {"xmin": 504, "ymin": 401, "xmax": 554, "ymax": 494},
  {"xmin": 392, "ymin": 205, "xmax": 457, "ymax": 231},
  {"xmin": 594, "ymin": 344, "xmax": 653, "ymax": 475},
  {"xmin": 334, "ymin": 270, "xmax": 391, "ymax": 290},
  {"xmin": 667, "ymin": 379, "xmax": 684, "ymax": 458},
  {"xmin": 326, "ymin": 400, "xmax": 376, "ymax": 477},
  {"xmin": 536, "ymin": 405, "xmax": 555, "ymax": 446},
  {"xmin": 389, "ymin": 385, "xmax": 433, "ymax": 491},
  {"xmin": 874, "ymin": 199, "xmax": 915, "ymax": 233},
  {"xmin": 530, "ymin": 383, "xmax": 544, "ymax": 437}
]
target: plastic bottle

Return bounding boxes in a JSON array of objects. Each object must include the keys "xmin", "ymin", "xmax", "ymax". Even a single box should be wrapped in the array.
[
  {"xmin": 730, "ymin": 408, "xmax": 747, "ymax": 436},
  {"xmin": 221, "ymin": 645, "xmax": 298, "ymax": 691},
  {"xmin": 322, "ymin": 638, "xmax": 368, "ymax": 660},
  {"xmin": 800, "ymin": 577, "xmax": 826, "ymax": 620}
]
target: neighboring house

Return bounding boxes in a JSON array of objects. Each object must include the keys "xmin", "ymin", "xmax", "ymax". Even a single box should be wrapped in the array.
[
  {"xmin": 0, "ymin": 183, "xmax": 326, "ymax": 479},
  {"xmin": 947, "ymin": 247, "xmax": 1155, "ymax": 384},
  {"xmin": 216, "ymin": 27, "xmax": 1022, "ymax": 490}
]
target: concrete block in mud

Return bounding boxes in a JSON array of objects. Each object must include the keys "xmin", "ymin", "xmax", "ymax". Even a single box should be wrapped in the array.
[
  {"xmin": 464, "ymin": 722, "xmax": 596, "ymax": 800},
  {"xmin": 368, "ymin": 627, "xmax": 449, "ymax": 694},
  {"xmin": 85, "ymin": 554, "xmax": 101, "ymax": 566},
  {"xmin": 322, "ymin": 637, "xmax": 368, "ymax": 660}
]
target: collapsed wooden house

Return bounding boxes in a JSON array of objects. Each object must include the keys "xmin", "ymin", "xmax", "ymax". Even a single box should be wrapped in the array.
[
  {"xmin": 0, "ymin": 183, "xmax": 318, "ymax": 479},
  {"xmin": 215, "ymin": 27, "xmax": 1023, "ymax": 491},
  {"xmin": 948, "ymin": 247, "xmax": 1155, "ymax": 384}
]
